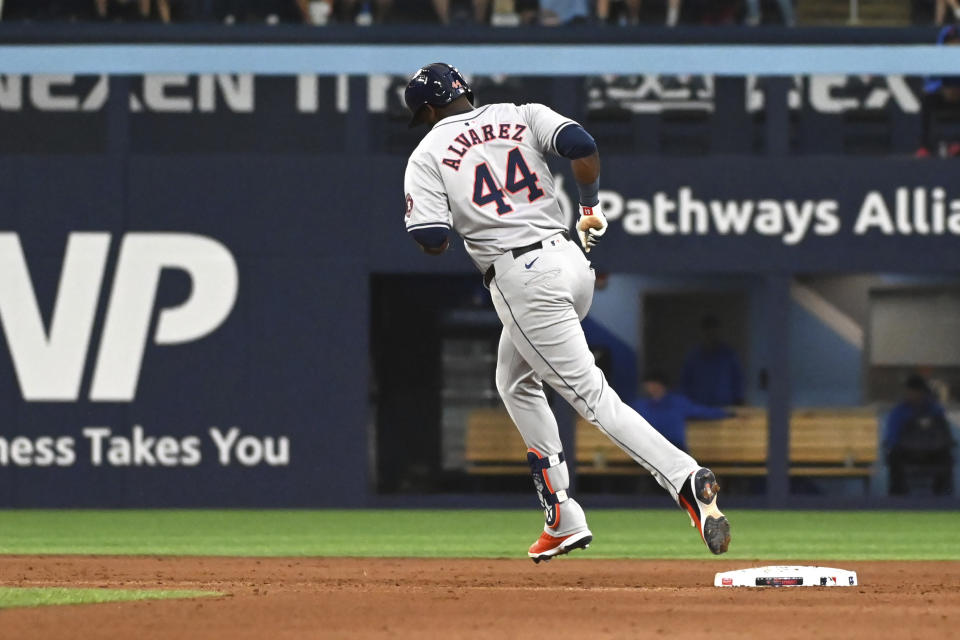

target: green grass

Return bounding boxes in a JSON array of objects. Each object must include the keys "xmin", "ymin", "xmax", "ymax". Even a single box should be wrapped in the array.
[
  {"xmin": 0, "ymin": 587, "xmax": 219, "ymax": 609},
  {"xmin": 0, "ymin": 510, "xmax": 958, "ymax": 560}
]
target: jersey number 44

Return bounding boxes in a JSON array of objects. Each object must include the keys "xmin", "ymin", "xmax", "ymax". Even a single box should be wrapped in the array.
[{"xmin": 472, "ymin": 148, "xmax": 545, "ymax": 216}]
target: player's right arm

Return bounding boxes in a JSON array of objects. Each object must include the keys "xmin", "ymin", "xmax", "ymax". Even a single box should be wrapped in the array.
[
  {"xmin": 404, "ymin": 151, "xmax": 452, "ymax": 256},
  {"xmin": 518, "ymin": 104, "xmax": 607, "ymax": 253}
]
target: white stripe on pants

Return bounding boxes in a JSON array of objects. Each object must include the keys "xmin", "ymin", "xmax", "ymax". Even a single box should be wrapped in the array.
[{"xmin": 490, "ymin": 235, "xmax": 699, "ymax": 503}]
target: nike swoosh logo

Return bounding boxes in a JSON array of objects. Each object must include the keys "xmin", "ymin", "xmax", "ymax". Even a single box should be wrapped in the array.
[{"xmin": 525, "ymin": 257, "xmax": 539, "ymax": 269}]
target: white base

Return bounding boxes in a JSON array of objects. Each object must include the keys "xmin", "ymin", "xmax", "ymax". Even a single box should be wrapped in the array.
[{"xmin": 714, "ymin": 565, "xmax": 858, "ymax": 588}]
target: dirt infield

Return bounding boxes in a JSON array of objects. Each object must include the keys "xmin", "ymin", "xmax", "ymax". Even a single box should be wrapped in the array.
[{"xmin": 0, "ymin": 556, "xmax": 957, "ymax": 639}]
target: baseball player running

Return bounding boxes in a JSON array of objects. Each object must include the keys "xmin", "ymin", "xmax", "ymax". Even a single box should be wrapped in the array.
[{"xmin": 402, "ymin": 63, "xmax": 731, "ymax": 561}]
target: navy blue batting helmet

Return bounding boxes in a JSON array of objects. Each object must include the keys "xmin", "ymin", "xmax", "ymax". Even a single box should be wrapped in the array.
[{"xmin": 404, "ymin": 63, "xmax": 474, "ymax": 128}]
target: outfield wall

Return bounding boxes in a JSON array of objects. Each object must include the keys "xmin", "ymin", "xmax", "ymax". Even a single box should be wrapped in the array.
[{"xmin": 1, "ymin": 150, "xmax": 958, "ymax": 506}]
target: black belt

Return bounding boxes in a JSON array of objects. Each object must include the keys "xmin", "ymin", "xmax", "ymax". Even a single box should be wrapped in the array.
[{"xmin": 483, "ymin": 231, "xmax": 569, "ymax": 288}]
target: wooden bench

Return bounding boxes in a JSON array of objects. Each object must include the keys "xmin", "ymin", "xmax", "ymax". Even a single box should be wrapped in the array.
[
  {"xmin": 463, "ymin": 408, "xmax": 528, "ymax": 474},
  {"xmin": 464, "ymin": 407, "xmax": 878, "ymax": 478}
]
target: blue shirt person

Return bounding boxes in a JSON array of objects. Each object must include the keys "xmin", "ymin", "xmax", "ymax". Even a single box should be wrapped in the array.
[
  {"xmin": 884, "ymin": 397, "xmax": 950, "ymax": 451},
  {"xmin": 680, "ymin": 315, "xmax": 744, "ymax": 407},
  {"xmin": 630, "ymin": 372, "xmax": 731, "ymax": 452},
  {"xmin": 883, "ymin": 374, "xmax": 955, "ymax": 496}
]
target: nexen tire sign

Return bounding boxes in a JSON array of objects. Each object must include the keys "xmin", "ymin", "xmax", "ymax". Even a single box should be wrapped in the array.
[{"xmin": 0, "ymin": 232, "xmax": 238, "ymax": 401}]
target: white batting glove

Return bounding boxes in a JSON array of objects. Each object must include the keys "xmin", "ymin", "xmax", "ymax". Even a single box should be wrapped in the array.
[{"xmin": 576, "ymin": 204, "xmax": 608, "ymax": 253}]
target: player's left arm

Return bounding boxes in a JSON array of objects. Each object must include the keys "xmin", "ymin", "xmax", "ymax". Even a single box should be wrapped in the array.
[{"xmin": 555, "ymin": 124, "xmax": 607, "ymax": 253}]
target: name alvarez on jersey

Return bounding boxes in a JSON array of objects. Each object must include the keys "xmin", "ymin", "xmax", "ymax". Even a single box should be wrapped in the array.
[{"xmin": 442, "ymin": 123, "xmax": 529, "ymax": 171}]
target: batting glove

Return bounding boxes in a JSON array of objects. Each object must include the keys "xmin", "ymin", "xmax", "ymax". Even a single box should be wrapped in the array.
[{"xmin": 576, "ymin": 204, "xmax": 608, "ymax": 253}]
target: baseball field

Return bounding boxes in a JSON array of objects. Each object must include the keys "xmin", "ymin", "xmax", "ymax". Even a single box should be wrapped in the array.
[{"xmin": 0, "ymin": 509, "xmax": 957, "ymax": 639}]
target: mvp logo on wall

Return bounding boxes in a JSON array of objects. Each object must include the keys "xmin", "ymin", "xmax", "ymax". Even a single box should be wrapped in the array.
[
  {"xmin": 0, "ymin": 232, "xmax": 291, "ymax": 473},
  {"xmin": 0, "ymin": 232, "xmax": 238, "ymax": 401}
]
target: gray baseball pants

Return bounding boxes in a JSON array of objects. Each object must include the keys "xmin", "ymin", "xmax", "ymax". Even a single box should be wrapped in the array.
[{"xmin": 489, "ymin": 233, "xmax": 699, "ymax": 535}]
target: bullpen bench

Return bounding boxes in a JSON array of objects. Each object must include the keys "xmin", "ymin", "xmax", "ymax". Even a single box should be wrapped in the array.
[{"xmin": 464, "ymin": 407, "xmax": 878, "ymax": 480}]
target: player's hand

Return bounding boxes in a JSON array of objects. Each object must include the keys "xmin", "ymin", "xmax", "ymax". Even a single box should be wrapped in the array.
[
  {"xmin": 576, "ymin": 204, "xmax": 608, "ymax": 253},
  {"xmin": 419, "ymin": 239, "xmax": 450, "ymax": 256}
]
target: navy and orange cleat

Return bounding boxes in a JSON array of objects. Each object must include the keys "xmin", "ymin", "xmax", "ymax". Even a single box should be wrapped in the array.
[
  {"xmin": 678, "ymin": 468, "xmax": 731, "ymax": 555},
  {"xmin": 528, "ymin": 528, "xmax": 593, "ymax": 564}
]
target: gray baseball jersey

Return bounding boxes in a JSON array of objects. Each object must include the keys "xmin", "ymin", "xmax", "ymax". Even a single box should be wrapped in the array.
[{"xmin": 404, "ymin": 103, "xmax": 575, "ymax": 271}]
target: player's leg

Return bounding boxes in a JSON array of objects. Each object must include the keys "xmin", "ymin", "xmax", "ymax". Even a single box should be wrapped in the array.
[
  {"xmin": 495, "ymin": 329, "xmax": 592, "ymax": 561},
  {"xmin": 666, "ymin": 0, "xmax": 680, "ymax": 26},
  {"xmin": 431, "ymin": 0, "xmax": 450, "ymax": 23},
  {"xmin": 492, "ymin": 263, "xmax": 696, "ymax": 498},
  {"xmin": 775, "ymin": 0, "xmax": 795, "ymax": 26},
  {"xmin": 490, "ymin": 241, "xmax": 730, "ymax": 553},
  {"xmin": 495, "ymin": 328, "xmax": 560, "ymax": 460}
]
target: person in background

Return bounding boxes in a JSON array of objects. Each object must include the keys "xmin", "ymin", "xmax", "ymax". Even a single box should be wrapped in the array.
[
  {"xmin": 744, "ymin": 0, "xmax": 794, "ymax": 26},
  {"xmin": 936, "ymin": 0, "xmax": 960, "ymax": 25},
  {"xmin": 356, "ymin": 0, "xmax": 448, "ymax": 23},
  {"xmin": 594, "ymin": 0, "xmax": 682, "ymax": 25},
  {"xmin": 595, "ymin": 0, "xmax": 640, "ymax": 25},
  {"xmin": 95, "ymin": 0, "xmax": 172, "ymax": 22},
  {"xmin": 539, "ymin": 0, "xmax": 587, "ymax": 25},
  {"xmin": 916, "ymin": 26, "xmax": 960, "ymax": 158},
  {"xmin": 629, "ymin": 371, "xmax": 732, "ymax": 452},
  {"xmin": 884, "ymin": 374, "xmax": 955, "ymax": 496},
  {"xmin": 472, "ymin": 0, "xmax": 539, "ymax": 26},
  {"xmin": 299, "ymin": 0, "xmax": 329, "ymax": 25},
  {"xmin": 666, "ymin": 0, "xmax": 679, "ymax": 26},
  {"xmin": 681, "ymin": 315, "xmax": 744, "ymax": 407},
  {"xmin": 218, "ymin": 0, "xmax": 321, "ymax": 24}
]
